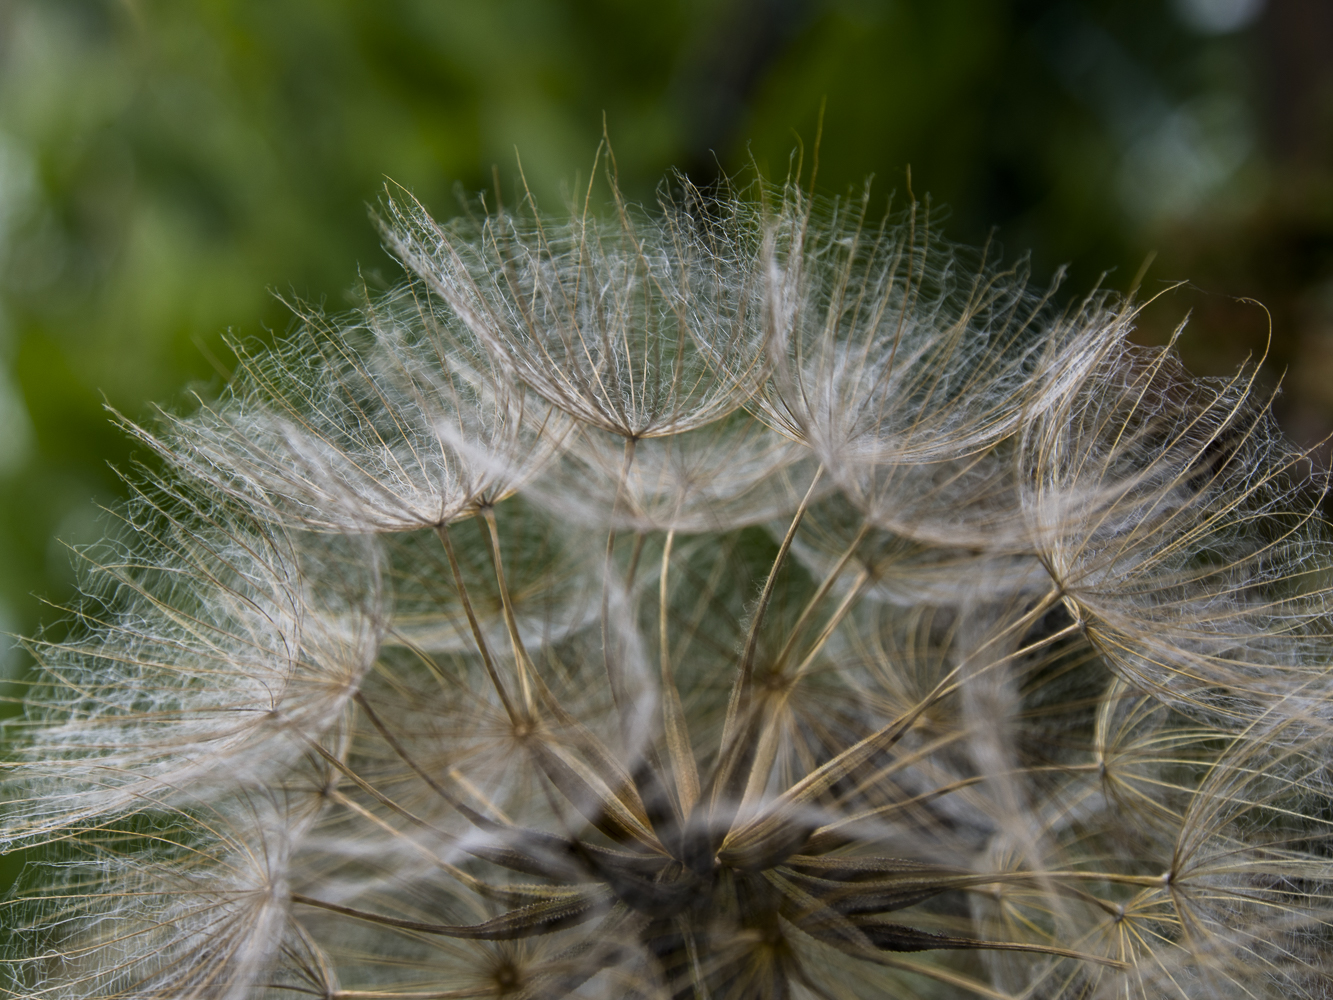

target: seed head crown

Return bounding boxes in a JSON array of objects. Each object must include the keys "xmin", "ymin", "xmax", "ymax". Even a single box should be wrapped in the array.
[{"xmin": 4, "ymin": 166, "xmax": 1333, "ymax": 999}]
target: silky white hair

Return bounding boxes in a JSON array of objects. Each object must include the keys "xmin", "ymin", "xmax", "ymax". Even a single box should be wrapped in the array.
[{"xmin": 4, "ymin": 162, "xmax": 1332, "ymax": 999}]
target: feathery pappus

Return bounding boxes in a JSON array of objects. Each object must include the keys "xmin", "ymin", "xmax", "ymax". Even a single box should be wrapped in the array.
[{"xmin": 4, "ymin": 151, "xmax": 1332, "ymax": 999}]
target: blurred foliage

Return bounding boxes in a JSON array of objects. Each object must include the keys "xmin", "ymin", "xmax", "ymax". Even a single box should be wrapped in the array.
[{"xmin": 0, "ymin": 0, "xmax": 1329, "ymax": 677}]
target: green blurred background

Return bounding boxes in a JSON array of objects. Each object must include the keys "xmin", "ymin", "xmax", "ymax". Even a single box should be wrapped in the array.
[{"xmin": 0, "ymin": 0, "xmax": 1330, "ymax": 672}]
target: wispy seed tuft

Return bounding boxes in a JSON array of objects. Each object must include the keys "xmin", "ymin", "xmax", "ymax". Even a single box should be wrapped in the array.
[{"xmin": 4, "ymin": 161, "xmax": 1333, "ymax": 999}]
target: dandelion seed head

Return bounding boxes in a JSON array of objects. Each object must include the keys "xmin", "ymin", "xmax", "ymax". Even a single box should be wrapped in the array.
[{"xmin": 6, "ymin": 159, "xmax": 1333, "ymax": 1000}]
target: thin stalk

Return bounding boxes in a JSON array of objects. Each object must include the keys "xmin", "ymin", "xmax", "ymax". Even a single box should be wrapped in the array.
[
  {"xmin": 658, "ymin": 530, "xmax": 700, "ymax": 814},
  {"xmin": 325, "ymin": 785, "xmax": 529, "ymax": 904},
  {"xmin": 473, "ymin": 508, "xmax": 661, "ymax": 850},
  {"xmin": 349, "ymin": 693, "xmax": 525, "ymax": 842},
  {"xmin": 738, "ymin": 567, "xmax": 870, "ymax": 810},
  {"xmin": 739, "ymin": 706, "xmax": 785, "ymax": 810},
  {"xmin": 436, "ymin": 523, "xmax": 516, "ymax": 722},
  {"xmin": 303, "ymin": 740, "xmax": 471, "ymax": 840},
  {"xmin": 704, "ymin": 464, "xmax": 823, "ymax": 838},
  {"xmin": 933, "ymin": 614, "xmax": 1080, "ymax": 706},
  {"xmin": 592, "ymin": 442, "xmax": 685, "ymax": 841},
  {"xmin": 290, "ymin": 890, "xmax": 604, "ymax": 939},
  {"xmin": 355, "ymin": 691, "xmax": 468, "ymax": 812},
  {"xmin": 873, "ymin": 588, "xmax": 1065, "ymax": 735},
  {"xmin": 625, "ymin": 530, "xmax": 647, "ymax": 588},
  {"xmin": 790, "ymin": 566, "xmax": 872, "ymax": 681},
  {"xmin": 481, "ymin": 507, "xmax": 537, "ymax": 715},
  {"xmin": 735, "ymin": 565, "xmax": 869, "ymax": 816},
  {"xmin": 720, "ymin": 464, "xmax": 824, "ymax": 755},
  {"xmin": 602, "ymin": 435, "xmax": 639, "ymax": 717},
  {"xmin": 767, "ymin": 522, "xmax": 871, "ymax": 680}
]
